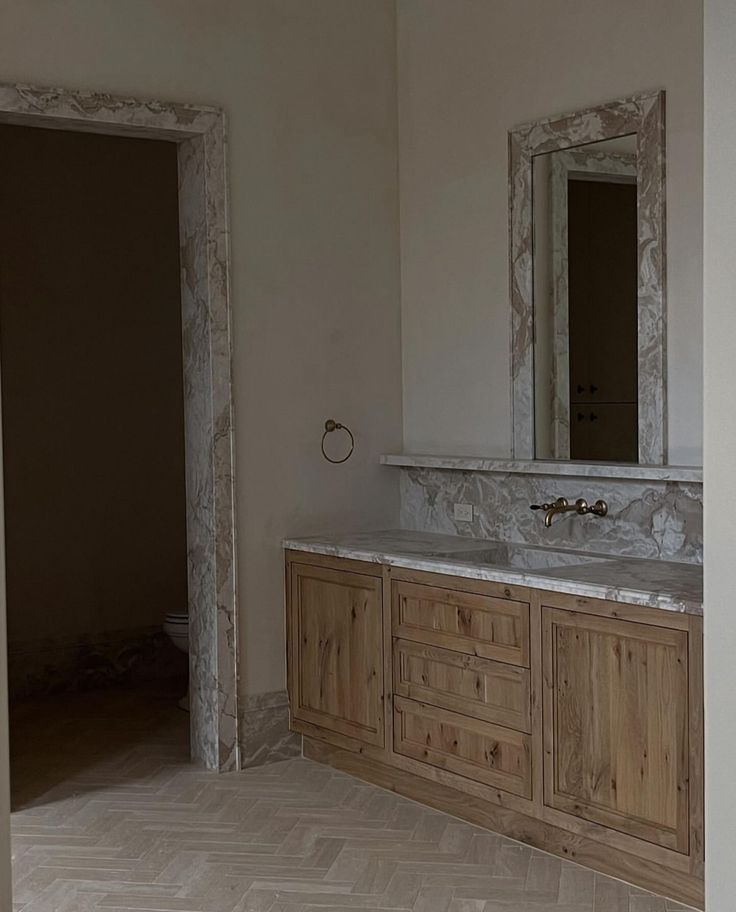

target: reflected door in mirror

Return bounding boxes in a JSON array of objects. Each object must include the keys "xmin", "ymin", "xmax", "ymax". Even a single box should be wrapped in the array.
[
  {"xmin": 532, "ymin": 135, "xmax": 640, "ymax": 463},
  {"xmin": 568, "ymin": 176, "xmax": 638, "ymax": 461}
]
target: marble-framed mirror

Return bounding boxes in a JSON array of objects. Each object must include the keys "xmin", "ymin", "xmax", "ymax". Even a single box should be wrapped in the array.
[{"xmin": 509, "ymin": 91, "xmax": 666, "ymax": 464}]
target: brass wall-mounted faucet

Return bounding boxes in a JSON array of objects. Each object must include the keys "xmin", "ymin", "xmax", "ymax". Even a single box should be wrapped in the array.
[{"xmin": 530, "ymin": 496, "xmax": 608, "ymax": 528}]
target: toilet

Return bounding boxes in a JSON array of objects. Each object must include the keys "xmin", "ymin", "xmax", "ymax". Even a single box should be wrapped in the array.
[{"xmin": 163, "ymin": 613, "xmax": 189, "ymax": 711}]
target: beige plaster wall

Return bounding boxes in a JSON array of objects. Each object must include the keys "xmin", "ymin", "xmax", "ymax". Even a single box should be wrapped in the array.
[
  {"xmin": 0, "ymin": 0, "xmax": 403, "ymax": 696},
  {"xmin": 397, "ymin": 0, "xmax": 703, "ymax": 464},
  {"xmin": 704, "ymin": 0, "xmax": 736, "ymax": 905}
]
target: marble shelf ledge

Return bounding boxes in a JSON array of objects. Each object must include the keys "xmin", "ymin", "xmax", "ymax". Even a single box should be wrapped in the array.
[{"xmin": 381, "ymin": 454, "xmax": 703, "ymax": 484}]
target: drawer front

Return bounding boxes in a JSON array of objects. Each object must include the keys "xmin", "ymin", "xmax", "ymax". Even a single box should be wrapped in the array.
[
  {"xmin": 392, "ymin": 580, "xmax": 530, "ymax": 666},
  {"xmin": 393, "ymin": 638, "xmax": 531, "ymax": 732},
  {"xmin": 393, "ymin": 696, "xmax": 532, "ymax": 798}
]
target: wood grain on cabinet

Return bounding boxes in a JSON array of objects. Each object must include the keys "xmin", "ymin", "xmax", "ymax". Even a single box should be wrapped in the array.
[
  {"xmin": 288, "ymin": 561, "xmax": 384, "ymax": 747},
  {"xmin": 687, "ymin": 614, "xmax": 705, "ymax": 875},
  {"xmin": 393, "ymin": 638, "xmax": 531, "ymax": 732},
  {"xmin": 542, "ymin": 605, "xmax": 689, "ymax": 853},
  {"xmin": 393, "ymin": 696, "xmax": 532, "ymax": 798},
  {"xmin": 392, "ymin": 580, "xmax": 530, "ymax": 666}
]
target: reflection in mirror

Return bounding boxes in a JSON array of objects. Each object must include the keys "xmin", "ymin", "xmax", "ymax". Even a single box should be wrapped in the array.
[
  {"xmin": 533, "ymin": 135, "xmax": 639, "ymax": 462},
  {"xmin": 509, "ymin": 91, "xmax": 666, "ymax": 465}
]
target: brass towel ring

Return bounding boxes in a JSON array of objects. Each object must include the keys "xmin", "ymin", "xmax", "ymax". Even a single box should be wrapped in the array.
[{"xmin": 321, "ymin": 419, "xmax": 355, "ymax": 464}]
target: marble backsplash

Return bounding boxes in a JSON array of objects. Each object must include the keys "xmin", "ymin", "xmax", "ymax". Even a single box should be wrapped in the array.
[{"xmin": 400, "ymin": 467, "xmax": 702, "ymax": 564}]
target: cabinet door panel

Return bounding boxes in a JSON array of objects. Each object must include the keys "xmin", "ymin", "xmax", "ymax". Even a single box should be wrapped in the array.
[
  {"xmin": 393, "ymin": 638, "xmax": 531, "ymax": 732},
  {"xmin": 392, "ymin": 580, "xmax": 530, "ymax": 666},
  {"xmin": 290, "ymin": 563, "xmax": 384, "ymax": 746},
  {"xmin": 570, "ymin": 403, "xmax": 638, "ymax": 463},
  {"xmin": 394, "ymin": 696, "xmax": 531, "ymax": 798},
  {"xmin": 542, "ymin": 607, "xmax": 689, "ymax": 853}
]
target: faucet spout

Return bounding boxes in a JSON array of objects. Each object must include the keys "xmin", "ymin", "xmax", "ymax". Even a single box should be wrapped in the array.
[{"xmin": 543, "ymin": 497, "xmax": 572, "ymax": 527}]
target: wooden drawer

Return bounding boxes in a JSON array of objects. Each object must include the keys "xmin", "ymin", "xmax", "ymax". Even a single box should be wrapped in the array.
[
  {"xmin": 393, "ymin": 696, "xmax": 532, "ymax": 798},
  {"xmin": 392, "ymin": 580, "xmax": 530, "ymax": 666},
  {"xmin": 393, "ymin": 638, "xmax": 531, "ymax": 732}
]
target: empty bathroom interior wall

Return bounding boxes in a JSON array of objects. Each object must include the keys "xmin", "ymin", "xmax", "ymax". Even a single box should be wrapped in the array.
[
  {"xmin": 704, "ymin": 0, "xmax": 736, "ymax": 904},
  {"xmin": 397, "ymin": 0, "xmax": 703, "ymax": 463},
  {"xmin": 0, "ymin": 124, "xmax": 189, "ymax": 701}
]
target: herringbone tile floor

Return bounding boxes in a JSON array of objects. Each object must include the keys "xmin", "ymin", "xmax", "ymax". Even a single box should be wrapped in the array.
[{"xmin": 9, "ymin": 686, "xmax": 695, "ymax": 912}]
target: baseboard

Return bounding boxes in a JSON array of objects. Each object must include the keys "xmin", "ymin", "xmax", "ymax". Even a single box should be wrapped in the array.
[
  {"xmin": 303, "ymin": 736, "xmax": 705, "ymax": 910},
  {"xmin": 239, "ymin": 690, "xmax": 302, "ymax": 769}
]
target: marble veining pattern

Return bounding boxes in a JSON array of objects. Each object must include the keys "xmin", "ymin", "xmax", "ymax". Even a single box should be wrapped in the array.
[
  {"xmin": 400, "ymin": 467, "xmax": 702, "ymax": 565},
  {"xmin": 381, "ymin": 453, "xmax": 703, "ymax": 482},
  {"xmin": 239, "ymin": 689, "xmax": 302, "ymax": 769},
  {"xmin": 179, "ymin": 123, "xmax": 239, "ymax": 774},
  {"xmin": 285, "ymin": 529, "xmax": 703, "ymax": 615},
  {"xmin": 0, "ymin": 82, "xmax": 239, "ymax": 772},
  {"xmin": 509, "ymin": 90, "xmax": 667, "ymax": 464}
]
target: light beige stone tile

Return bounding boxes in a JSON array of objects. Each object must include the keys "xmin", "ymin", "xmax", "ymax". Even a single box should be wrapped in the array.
[{"xmin": 9, "ymin": 687, "xmax": 697, "ymax": 912}]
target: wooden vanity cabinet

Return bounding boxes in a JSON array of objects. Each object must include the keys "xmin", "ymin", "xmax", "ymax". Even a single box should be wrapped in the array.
[{"xmin": 286, "ymin": 554, "xmax": 704, "ymax": 908}]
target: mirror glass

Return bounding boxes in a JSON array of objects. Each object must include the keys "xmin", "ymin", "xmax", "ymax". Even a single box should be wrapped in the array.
[{"xmin": 532, "ymin": 134, "xmax": 639, "ymax": 462}]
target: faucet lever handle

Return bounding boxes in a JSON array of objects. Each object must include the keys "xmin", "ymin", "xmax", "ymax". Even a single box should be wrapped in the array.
[{"xmin": 530, "ymin": 502, "xmax": 554, "ymax": 512}]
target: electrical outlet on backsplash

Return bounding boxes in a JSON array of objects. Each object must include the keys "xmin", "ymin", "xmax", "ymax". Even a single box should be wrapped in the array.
[
  {"xmin": 399, "ymin": 467, "xmax": 703, "ymax": 564},
  {"xmin": 453, "ymin": 502, "xmax": 474, "ymax": 522}
]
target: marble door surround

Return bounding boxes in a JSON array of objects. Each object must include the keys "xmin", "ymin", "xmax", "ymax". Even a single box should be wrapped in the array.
[{"xmin": 0, "ymin": 82, "xmax": 239, "ymax": 772}]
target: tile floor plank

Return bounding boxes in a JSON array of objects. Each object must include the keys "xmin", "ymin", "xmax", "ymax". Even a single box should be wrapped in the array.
[{"xmin": 9, "ymin": 687, "xmax": 698, "ymax": 912}]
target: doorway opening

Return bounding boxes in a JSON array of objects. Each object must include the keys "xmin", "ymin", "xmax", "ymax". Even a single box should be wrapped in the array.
[
  {"xmin": 566, "ymin": 173, "xmax": 638, "ymax": 461},
  {"xmin": 0, "ymin": 83, "xmax": 239, "ymax": 779},
  {"xmin": 1, "ymin": 121, "xmax": 195, "ymax": 808}
]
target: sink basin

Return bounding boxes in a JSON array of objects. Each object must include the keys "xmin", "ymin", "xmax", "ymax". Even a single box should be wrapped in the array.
[{"xmin": 425, "ymin": 544, "xmax": 606, "ymax": 571}]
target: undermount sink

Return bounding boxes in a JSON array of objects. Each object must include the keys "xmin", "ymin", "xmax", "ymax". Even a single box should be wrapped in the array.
[{"xmin": 425, "ymin": 544, "xmax": 607, "ymax": 571}]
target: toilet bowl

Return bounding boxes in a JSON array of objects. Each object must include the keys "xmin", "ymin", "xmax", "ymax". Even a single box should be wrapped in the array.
[{"xmin": 163, "ymin": 613, "xmax": 189, "ymax": 711}]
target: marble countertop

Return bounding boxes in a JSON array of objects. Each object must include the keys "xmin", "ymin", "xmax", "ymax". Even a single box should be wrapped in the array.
[
  {"xmin": 283, "ymin": 529, "xmax": 703, "ymax": 615},
  {"xmin": 380, "ymin": 454, "xmax": 703, "ymax": 483}
]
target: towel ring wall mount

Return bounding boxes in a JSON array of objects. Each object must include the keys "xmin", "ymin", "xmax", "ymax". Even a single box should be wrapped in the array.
[{"xmin": 321, "ymin": 419, "xmax": 355, "ymax": 464}]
